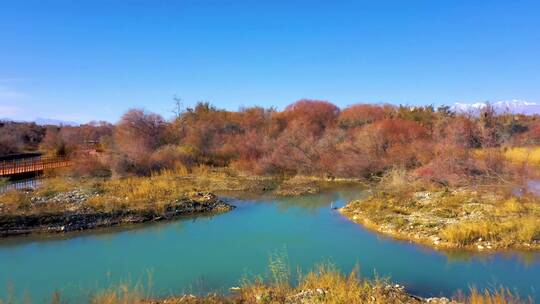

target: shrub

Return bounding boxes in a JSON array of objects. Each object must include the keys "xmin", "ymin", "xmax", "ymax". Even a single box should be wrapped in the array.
[
  {"xmin": 515, "ymin": 217, "xmax": 540, "ymax": 243},
  {"xmin": 378, "ymin": 167, "xmax": 421, "ymax": 195},
  {"xmin": 71, "ymin": 155, "xmax": 111, "ymax": 177},
  {"xmin": 149, "ymin": 145, "xmax": 195, "ymax": 171},
  {"xmin": 338, "ymin": 104, "xmax": 388, "ymax": 128}
]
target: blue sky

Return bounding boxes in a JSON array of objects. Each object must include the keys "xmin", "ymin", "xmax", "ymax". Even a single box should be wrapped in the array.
[{"xmin": 1, "ymin": 0, "xmax": 539, "ymax": 123}]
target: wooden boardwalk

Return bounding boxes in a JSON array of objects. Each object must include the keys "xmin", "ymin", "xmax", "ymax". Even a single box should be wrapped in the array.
[{"xmin": 0, "ymin": 156, "xmax": 71, "ymax": 176}]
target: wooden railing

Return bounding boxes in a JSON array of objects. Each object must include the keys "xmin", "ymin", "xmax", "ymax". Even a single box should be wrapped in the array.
[{"xmin": 0, "ymin": 156, "xmax": 71, "ymax": 176}]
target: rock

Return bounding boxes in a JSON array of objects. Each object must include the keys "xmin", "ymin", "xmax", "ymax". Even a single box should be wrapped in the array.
[
  {"xmin": 426, "ymin": 297, "xmax": 451, "ymax": 303},
  {"xmin": 430, "ymin": 236, "xmax": 441, "ymax": 245},
  {"xmin": 477, "ymin": 245, "xmax": 484, "ymax": 250},
  {"xmin": 285, "ymin": 288, "xmax": 328, "ymax": 303}
]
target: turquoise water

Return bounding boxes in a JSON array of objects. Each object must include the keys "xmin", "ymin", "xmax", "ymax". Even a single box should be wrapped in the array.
[{"xmin": 1, "ymin": 188, "xmax": 539, "ymax": 302}]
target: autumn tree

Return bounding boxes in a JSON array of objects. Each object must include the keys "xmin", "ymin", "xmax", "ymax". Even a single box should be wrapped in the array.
[
  {"xmin": 0, "ymin": 121, "xmax": 45, "ymax": 156},
  {"xmin": 338, "ymin": 104, "xmax": 388, "ymax": 129},
  {"xmin": 283, "ymin": 99, "xmax": 340, "ymax": 136},
  {"xmin": 111, "ymin": 109, "xmax": 167, "ymax": 175}
]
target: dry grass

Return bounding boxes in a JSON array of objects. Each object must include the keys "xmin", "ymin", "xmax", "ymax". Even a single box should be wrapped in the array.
[
  {"xmin": 505, "ymin": 147, "xmax": 540, "ymax": 166},
  {"xmin": 0, "ymin": 166, "xmax": 360, "ymax": 216},
  {"xmin": 441, "ymin": 216, "xmax": 540, "ymax": 247},
  {"xmin": 0, "ymin": 190, "xmax": 31, "ymax": 213},
  {"xmin": 0, "ymin": 177, "xmax": 80, "ymax": 214},
  {"xmin": 378, "ymin": 168, "xmax": 426, "ymax": 195},
  {"xmin": 236, "ymin": 257, "xmax": 529, "ymax": 304},
  {"xmin": 42, "ymin": 265, "xmax": 529, "ymax": 304},
  {"xmin": 0, "ymin": 260, "xmax": 530, "ymax": 304},
  {"xmin": 341, "ymin": 188, "xmax": 540, "ymax": 250},
  {"xmin": 465, "ymin": 287, "xmax": 531, "ymax": 304},
  {"xmin": 34, "ymin": 176, "xmax": 77, "ymax": 197},
  {"xmin": 86, "ymin": 174, "xmax": 197, "ymax": 212},
  {"xmin": 0, "ymin": 167, "xmax": 279, "ymax": 216},
  {"xmin": 237, "ymin": 263, "xmax": 389, "ymax": 304},
  {"xmin": 90, "ymin": 285, "xmax": 145, "ymax": 304}
]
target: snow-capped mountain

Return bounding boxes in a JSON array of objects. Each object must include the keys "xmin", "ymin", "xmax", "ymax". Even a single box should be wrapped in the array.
[
  {"xmin": 0, "ymin": 117, "xmax": 79, "ymax": 126},
  {"xmin": 452, "ymin": 100, "xmax": 540, "ymax": 115},
  {"xmin": 34, "ymin": 117, "xmax": 79, "ymax": 126}
]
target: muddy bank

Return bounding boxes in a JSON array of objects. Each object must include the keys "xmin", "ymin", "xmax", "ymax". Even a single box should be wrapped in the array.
[{"xmin": 0, "ymin": 192, "xmax": 234, "ymax": 237}]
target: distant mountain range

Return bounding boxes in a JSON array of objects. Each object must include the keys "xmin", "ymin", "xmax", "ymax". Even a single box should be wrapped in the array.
[
  {"xmin": 452, "ymin": 100, "xmax": 540, "ymax": 115},
  {"xmin": 0, "ymin": 117, "xmax": 79, "ymax": 126},
  {"xmin": 33, "ymin": 117, "xmax": 79, "ymax": 126}
]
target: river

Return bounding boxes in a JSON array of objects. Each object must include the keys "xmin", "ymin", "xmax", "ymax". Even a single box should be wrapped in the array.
[{"xmin": 0, "ymin": 187, "xmax": 538, "ymax": 302}]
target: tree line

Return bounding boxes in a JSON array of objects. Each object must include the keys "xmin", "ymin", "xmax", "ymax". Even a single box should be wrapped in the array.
[{"xmin": 2, "ymin": 99, "xmax": 539, "ymax": 186}]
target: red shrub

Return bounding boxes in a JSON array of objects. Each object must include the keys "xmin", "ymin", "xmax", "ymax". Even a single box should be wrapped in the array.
[
  {"xmin": 338, "ymin": 104, "xmax": 388, "ymax": 128},
  {"xmin": 284, "ymin": 99, "xmax": 340, "ymax": 136}
]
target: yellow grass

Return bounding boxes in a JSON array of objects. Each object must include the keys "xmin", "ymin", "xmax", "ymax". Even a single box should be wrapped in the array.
[
  {"xmin": 90, "ymin": 284, "xmax": 144, "ymax": 304},
  {"xmin": 80, "ymin": 266, "xmax": 529, "ymax": 304},
  {"xmin": 0, "ymin": 167, "xmax": 279, "ymax": 216},
  {"xmin": 467, "ymin": 287, "xmax": 531, "ymax": 304},
  {"xmin": 342, "ymin": 189, "xmax": 540, "ymax": 250},
  {"xmin": 504, "ymin": 147, "xmax": 540, "ymax": 165}
]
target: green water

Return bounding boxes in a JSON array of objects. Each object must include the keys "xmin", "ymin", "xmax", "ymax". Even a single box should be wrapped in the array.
[{"xmin": 0, "ymin": 188, "xmax": 539, "ymax": 302}]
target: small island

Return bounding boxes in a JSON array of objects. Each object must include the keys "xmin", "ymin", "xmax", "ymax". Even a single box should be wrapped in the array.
[
  {"xmin": 0, "ymin": 175, "xmax": 235, "ymax": 237},
  {"xmin": 340, "ymin": 186, "xmax": 540, "ymax": 251}
]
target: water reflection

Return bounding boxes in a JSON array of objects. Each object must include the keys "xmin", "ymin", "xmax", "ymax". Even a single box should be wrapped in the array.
[
  {"xmin": 448, "ymin": 250, "xmax": 540, "ymax": 268},
  {"xmin": 275, "ymin": 186, "xmax": 366, "ymax": 213},
  {"xmin": 0, "ymin": 212, "xmax": 229, "ymax": 248},
  {"xmin": 526, "ymin": 179, "xmax": 540, "ymax": 196},
  {"xmin": 0, "ymin": 177, "xmax": 43, "ymax": 194}
]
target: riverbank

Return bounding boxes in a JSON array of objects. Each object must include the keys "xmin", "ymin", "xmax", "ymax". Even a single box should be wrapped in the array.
[
  {"xmin": 144, "ymin": 285, "xmax": 451, "ymax": 304},
  {"xmin": 340, "ymin": 188, "xmax": 540, "ymax": 251},
  {"xmin": 89, "ymin": 265, "xmax": 523, "ymax": 304},
  {"xmin": 0, "ymin": 169, "xmax": 246, "ymax": 236},
  {"xmin": 0, "ymin": 190, "xmax": 233, "ymax": 237},
  {"xmin": 0, "ymin": 168, "xmax": 360, "ymax": 236}
]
